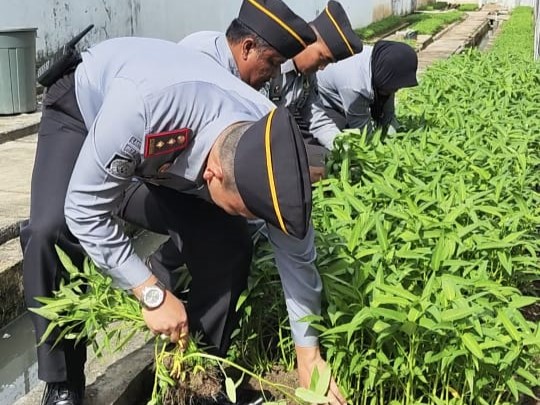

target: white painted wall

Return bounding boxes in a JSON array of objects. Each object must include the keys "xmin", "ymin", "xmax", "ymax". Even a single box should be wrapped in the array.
[
  {"xmin": 0, "ymin": 0, "xmax": 429, "ymax": 63},
  {"xmin": 135, "ymin": 0, "xmax": 427, "ymax": 40},
  {"xmin": 0, "ymin": 0, "xmax": 139, "ymax": 62}
]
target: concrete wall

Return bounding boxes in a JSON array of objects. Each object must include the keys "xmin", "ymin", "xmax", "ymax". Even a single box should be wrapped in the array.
[
  {"xmin": 0, "ymin": 0, "xmax": 139, "ymax": 62},
  {"xmin": 136, "ymin": 0, "xmax": 430, "ymax": 40},
  {"xmin": 0, "ymin": 0, "xmax": 429, "ymax": 63}
]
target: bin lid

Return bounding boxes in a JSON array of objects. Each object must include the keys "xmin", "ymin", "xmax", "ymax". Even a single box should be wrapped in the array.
[{"xmin": 0, "ymin": 28, "xmax": 38, "ymax": 33}]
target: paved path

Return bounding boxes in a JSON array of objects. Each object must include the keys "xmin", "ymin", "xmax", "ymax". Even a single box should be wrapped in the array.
[
  {"xmin": 0, "ymin": 109, "xmax": 41, "ymax": 145},
  {"xmin": 0, "ymin": 135, "xmax": 36, "ymax": 231},
  {"xmin": 417, "ymin": 11, "xmax": 492, "ymax": 71}
]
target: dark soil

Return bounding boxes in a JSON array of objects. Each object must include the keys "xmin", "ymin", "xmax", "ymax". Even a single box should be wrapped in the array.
[
  {"xmin": 244, "ymin": 365, "xmax": 299, "ymax": 404},
  {"xmin": 521, "ymin": 280, "xmax": 540, "ymax": 322},
  {"xmin": 161, "ymin": 366, "xmax": 222, "ymax": 405}
]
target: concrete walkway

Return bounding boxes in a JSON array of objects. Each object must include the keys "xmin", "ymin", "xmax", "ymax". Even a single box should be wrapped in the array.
[
  {"xmin": 0, "ymin": 135, "xmax": 36, "ymax": 231},
  {"xmin": 417, "ymin": 11, "xmax": 492, "ymax": 71},
  {"xmin": 0, "ymin": 7, "xmax": 503, "ymax": 404},
  {"xmin": 0, "ymin": 110, "xmax": 40, "ymax": 145}
]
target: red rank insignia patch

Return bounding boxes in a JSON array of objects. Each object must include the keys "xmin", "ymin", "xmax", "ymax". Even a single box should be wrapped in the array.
[{"xmin": 144, "ymin": 128, "xmax": 191, "ymax": 158}]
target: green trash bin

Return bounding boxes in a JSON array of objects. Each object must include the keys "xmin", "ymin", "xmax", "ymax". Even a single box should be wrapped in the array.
[{"xmin": 0, "ymin": 28, "xmax": 37, "ymax": 115}]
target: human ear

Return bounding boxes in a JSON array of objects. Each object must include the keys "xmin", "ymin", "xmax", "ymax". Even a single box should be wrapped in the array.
[
  {"xmin": 203, "ymin": 164, "xmax": 224, "ymax": 181},
  {"xmin": 241, "ymin": 38, "xmax": 256, "ymax": 60}
]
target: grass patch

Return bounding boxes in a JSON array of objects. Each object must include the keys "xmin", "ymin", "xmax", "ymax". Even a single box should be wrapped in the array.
[
  {"xmin": 406, "ymin": 10, "xmax": 464, "ymax": 35},
  {"xmin": 355, "ymin": 10, "xmax": 465, "ymax": 41},
  {"xmin": 458, "ymin": 3, "xmax": 479, "ymax": 11},
  {"xmin": 355, "ymin": 15, "xmax": 406, "ymax": 40},
  {"xmin": 418, "ymin": 1, "xmax": 449, "ymax": 11}
]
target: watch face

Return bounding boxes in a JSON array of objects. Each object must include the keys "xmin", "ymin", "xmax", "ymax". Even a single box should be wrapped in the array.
[{"xmin": 143, "ymin": 286, "xmax": 165, "ymax": 308}]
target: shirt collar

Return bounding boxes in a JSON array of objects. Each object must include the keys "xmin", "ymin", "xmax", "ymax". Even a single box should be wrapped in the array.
[
  {"xmin": 216, "ymin": 34, "xmax": 241, "ymax": 79},
  {"xmin": 281, "ymin": 59, "xmax": 298, "ymax": 75}
]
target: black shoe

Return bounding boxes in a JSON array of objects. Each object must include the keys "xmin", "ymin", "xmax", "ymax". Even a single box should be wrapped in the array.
[{"xmin": 41, "ymin": 381, "xmax": 84, "ymax": 405}]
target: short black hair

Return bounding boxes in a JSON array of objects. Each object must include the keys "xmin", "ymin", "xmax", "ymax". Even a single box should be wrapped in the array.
[
  {"xmin": 225, "ymin": 18, "xmax": 276, "ymax": 53},
  {"xmin": 219, "ymin": 121, "xmax": 252, "ymax": 192}
]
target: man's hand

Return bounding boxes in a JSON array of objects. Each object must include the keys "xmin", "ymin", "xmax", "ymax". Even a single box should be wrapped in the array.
[
  {"xmin": 296, "ymin": 345, "xmax": 346, "ymax": 405},
  {"xmin": 132, "ymin": 275, "xmax": 189, "ymax": 348},
  {"xmin": 309, "ymin": 165, "xmax": 326, "ymax": 183}
]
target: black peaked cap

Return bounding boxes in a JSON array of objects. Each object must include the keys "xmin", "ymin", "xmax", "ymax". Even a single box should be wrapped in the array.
[
  {"xmin": 312, "ymin": 0, "xmax": 363, "ymax": 61},
  {"xmin": 238, "ymin": 0, "xmax": 317, "ymax": 59},
  {"xmin": 234, "ymin": 107, "xmax": 312, "ymax": 239}
]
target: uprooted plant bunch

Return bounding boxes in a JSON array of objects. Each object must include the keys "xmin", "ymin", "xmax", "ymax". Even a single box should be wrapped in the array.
[{"xmin": 30, "ymin": 247, "xmax": 332, "ymax": 405}]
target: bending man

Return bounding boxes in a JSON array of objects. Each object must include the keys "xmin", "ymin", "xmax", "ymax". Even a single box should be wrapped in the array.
[{"xmin": 21, "ymin": 37, "xmax": 327, "ymax": 405}]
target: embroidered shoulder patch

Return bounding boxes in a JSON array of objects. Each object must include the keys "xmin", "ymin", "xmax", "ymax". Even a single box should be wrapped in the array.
[{"xmin": 144, "ymin": 128, "xmax": 190, "ymax": 158}]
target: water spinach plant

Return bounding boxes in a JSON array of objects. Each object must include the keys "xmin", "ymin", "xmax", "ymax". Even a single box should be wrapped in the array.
[
  {"xmin": 236, "ymin": 6, "xmax": 540, "ymax": 405},
  {"xmin": 314, "ymin": 7, "xmax": 539, "ymax": 404}
]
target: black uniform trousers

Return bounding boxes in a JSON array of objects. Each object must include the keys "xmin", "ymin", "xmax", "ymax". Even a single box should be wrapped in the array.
[{"xmin": 20, "ymin": 72, "xmax": 252, "ymax": 384}]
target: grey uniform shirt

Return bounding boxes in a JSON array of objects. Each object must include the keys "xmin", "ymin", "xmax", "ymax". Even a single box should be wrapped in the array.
[
  {"xmin": 68, "ymin": 37, "xmax": 321, "ymax": 347},
  {"xmin": 179, "ymin": 32, "xmax": 322, "ymax": 346},
  {"xmin": 179, "ymin": 32, "xmax": 241, "ymax": 80},
  {"xmin": 316, "ymin": 46, "xmax": 397, "ymax": 134},
  {"xmin": 268, "ymin": 60, "xmax": 340, "ymax": 150}
]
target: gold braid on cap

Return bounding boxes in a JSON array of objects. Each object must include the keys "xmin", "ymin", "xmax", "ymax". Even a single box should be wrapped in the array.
[
  {"xmin": 246, "ymin": 0, "xmax": 308, "ymax": 48},
  {"xmin": 264, "ymin": 108, "xmax": 288, "ymax": 235},
  {"xmin": 325, "ymin": 6, "xmax": 354, "ymax": 56}
]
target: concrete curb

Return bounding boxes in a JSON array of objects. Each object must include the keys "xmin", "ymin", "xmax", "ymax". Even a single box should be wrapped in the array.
[
  {"xmin": 0, "ymin": 121, "xmax": 40, "ymax": 145},
  {"xmin": 0, "ymin": 220, "xmax": 23, "ymax": 246},
  {"xmin": 85, "ymin": 343, "xmax": 154, "ymax": 405},
  {"xmin": 0, "ymin": 239, "xmax": 24, "ymax": 328}
]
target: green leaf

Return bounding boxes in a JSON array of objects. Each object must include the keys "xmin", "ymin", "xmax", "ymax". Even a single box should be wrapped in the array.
[
  {"xmin": 440, "ymin": 307, "xmax": 477, "ymax": 322},
  {"xmin": 375, "ymin": 215, "xmax": 389, "ymax": 252},
  {"xmin": 506, "ymin": 376, "xmax": 519, "ymax": 403},
  {"xmin": 314, "ymin": 365, "xmax": 331, "ymax": 397},
  {"xmin": 309, "ymin": 365, "xmax": 320, "ymax": 392},
  {"xmin": 225, "ymin": 377, "xmax": 236, "ymax": 403},
  {"xmin": 377, "ymin": 283, "xmax": 418, "ymax": 303},
  {"xmin": 235, "ymin": 290, "xmax": 249, "ymax": 311},
  {"xmin": 462, "ymin": 333, "xmax": 484, "ymax": 359},
  {"xmin": 516, "ymin": 367, "xmax": 540, "ymax": 385},
  {"xmin": 54, "ymin": 245, "xmax": 79, "ymax": 275},
  {"xmin": 498, "ymin": 310, "xmax": 521, "ymax": 342},
  {"xmin": 509, "ymin": 296, "xmax": 539, "ymax": 309},
  {"xmin": 29, "ymin": 306, "xmax": 60, "ymax": 321},
  {"xmin": 295, "ymin": 387, "xmax": 329, "ymax": 404}
]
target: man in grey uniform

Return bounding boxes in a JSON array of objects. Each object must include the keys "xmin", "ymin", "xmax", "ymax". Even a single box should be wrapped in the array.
[
  {"xmin": 180, "ymin": 0, "xmax": 317, "ymax": 90},
  {"xmin": 177, "ymin": 2, "xmax": 357, "ymax": 401},
  {"xmin": 317, "ymin": 41, "xmax": 419, "ymax": 136},
  {"xmin": 157, "ymin": 0, "xmax": 319, "ymax": 297},
  {"xmin": 268, "ymin": 0, "xmax": 363, "ymax": 181},
  {"xmin": 21, "ymin": 37, "xmax": 326, "ymax": 405}
]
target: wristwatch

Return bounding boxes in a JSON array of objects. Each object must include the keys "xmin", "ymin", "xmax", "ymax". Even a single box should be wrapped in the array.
[{"xmin": 140, "ymin": 280, "xmax": 166, "ymax": 310}]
